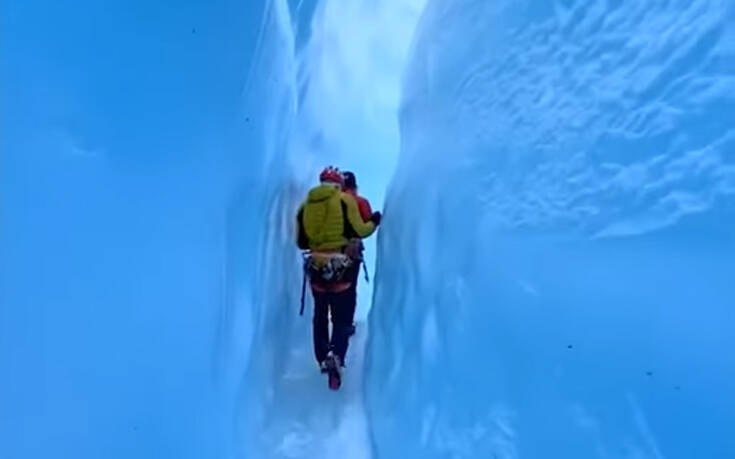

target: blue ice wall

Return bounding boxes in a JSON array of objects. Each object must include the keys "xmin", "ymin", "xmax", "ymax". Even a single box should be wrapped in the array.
[
  {"xmin": 367, "ymin": 0, "xmax": 735, "ymax": 457},
  {"xmin": 0, "ymin": 1, "xmax": 298, "ymax": 457}
]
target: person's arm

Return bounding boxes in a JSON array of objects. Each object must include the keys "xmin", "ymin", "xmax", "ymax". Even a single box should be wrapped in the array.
[
  {"xmin": 296, "ymin": 205, "xmax": 309, "ymax": 250},
  {"xmin": 341, "ymin": 194, "xmax": 376, "ymax": 238},
  {"xmin": 357, "ymin": 196, "xmax": 372, "ymax": 222}
]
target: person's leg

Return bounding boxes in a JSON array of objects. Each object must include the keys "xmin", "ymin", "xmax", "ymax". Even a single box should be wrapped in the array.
[
  {"xmin": 329, "ymin": 289, "xmax": 354, "ymax": 367},
  {"xmin": 312, "ymin": 289, "xmax": 330, "ymax": 365}
]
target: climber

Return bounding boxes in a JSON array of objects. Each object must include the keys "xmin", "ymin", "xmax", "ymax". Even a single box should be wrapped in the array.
[
  {"xmin": 341, "ymin": 171, "xmax": 374, "ymax": 336},
  {"xmin": 296, "ymin": 166, "xmax": 382, "ymax": 389},
  {"xmin": 342, "ymin": 171, "xmax": 372, "ymax": 221}
]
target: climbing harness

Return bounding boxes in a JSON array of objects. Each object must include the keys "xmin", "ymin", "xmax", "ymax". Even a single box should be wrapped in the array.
[{"xmin": 299, "ymin": 250, "xmax": 353, "ymax": 315}]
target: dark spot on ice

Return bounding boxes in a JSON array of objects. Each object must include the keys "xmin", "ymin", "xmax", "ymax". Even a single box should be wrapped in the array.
[
  {"xmin": 646, "ymin": 371, "xmax": 653, "ymax": 377},
  {"xmin": 567, "ymin": 344, "xmax": 573, "ymax": 349},
  {"xmin": 675, "ymin": 385, "xmax": 681, "ymax": 391},
  {"xmin": 192, "ymin": 28, "xmax": 196, "ymax": 34},
  {"xmin": 246, "ymin": 117, "xmax": 250, "ymax": 122}
]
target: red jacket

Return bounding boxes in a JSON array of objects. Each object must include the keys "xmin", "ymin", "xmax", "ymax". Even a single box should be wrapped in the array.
[{"xmin": 344, "ymin": 189, "xmax": 372, "ymax": 221}]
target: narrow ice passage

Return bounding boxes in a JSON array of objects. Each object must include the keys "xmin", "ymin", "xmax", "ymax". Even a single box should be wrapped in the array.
[
  {"xmin": 2, "ymin": 0, "xmax": 734, "ymax": 458},
  {"xmin": 254, "ymin": 320, "xmax": 372, "ymax": 459},
  {"xmin": 238, "ymin": 1, "xmax": 425, "ymax": 458}
]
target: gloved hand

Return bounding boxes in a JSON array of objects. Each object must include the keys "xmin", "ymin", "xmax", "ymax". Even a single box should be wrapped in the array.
[{"xmin": 371, "ymin": 211, "xmax": 382, "ymax": 226}]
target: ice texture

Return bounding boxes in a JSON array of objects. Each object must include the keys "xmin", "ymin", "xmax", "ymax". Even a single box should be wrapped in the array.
[
  {"xmin": 367, "ymin": 0, "xmax": 735, "ymax": 458},
  {"xmin": 0, "ymin": 1, "xmax": 297, "ymax": 457},
  {"xmin": 3, "ymin": 0, "xmax": 734, "ymax": 458}
]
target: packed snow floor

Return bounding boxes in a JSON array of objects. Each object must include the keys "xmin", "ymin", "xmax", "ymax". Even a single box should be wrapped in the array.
[{"xmin": 256, "ymin": 320, "xmax": 372, "ymax": 459}]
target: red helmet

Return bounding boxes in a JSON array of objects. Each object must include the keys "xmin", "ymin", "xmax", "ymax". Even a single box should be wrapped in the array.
[{"xmin": 319, "ymin": 166, "xmax": 344, "ymax": 185}]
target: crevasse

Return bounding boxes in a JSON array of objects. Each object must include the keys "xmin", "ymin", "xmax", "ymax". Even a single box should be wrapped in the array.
[{"xmin": 1, "ymin": 1, "xmax": 733, "ymax": 458}]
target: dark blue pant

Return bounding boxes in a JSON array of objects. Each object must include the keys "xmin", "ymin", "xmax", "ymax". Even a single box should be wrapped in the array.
[{"xmin": 312, "ymin": 288, "xmax": 352, "ymax": 366}]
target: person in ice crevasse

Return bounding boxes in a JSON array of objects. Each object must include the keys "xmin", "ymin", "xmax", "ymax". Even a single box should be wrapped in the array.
[
  {"xmin": 296, "ymin": 167, "xmax": 382, "ymax": 381},
  {"xmin": 340, "ymin": 171, "xmax": 374, "ymax": 337}
]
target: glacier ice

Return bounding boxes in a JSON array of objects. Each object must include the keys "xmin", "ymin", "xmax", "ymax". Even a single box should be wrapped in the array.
[
  {"xmin": 0, "ymin": 0, "xmax": 297, "ymax": 457},
  {"xmin": 2, "ymin": 0, "xmax": 734, "ymax": 458},
  {"xmin": 367, "ymin": 0, "xmax": 735, "ymax": 458}
]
